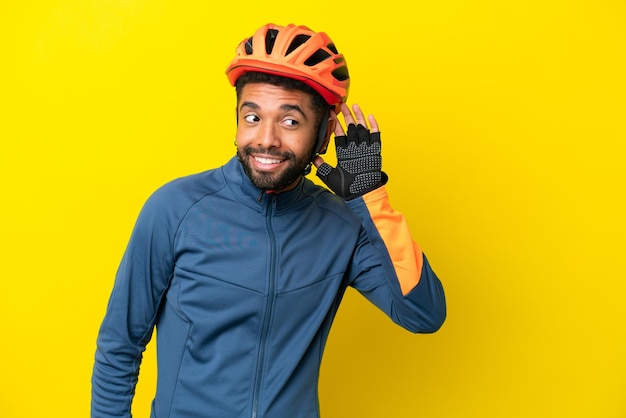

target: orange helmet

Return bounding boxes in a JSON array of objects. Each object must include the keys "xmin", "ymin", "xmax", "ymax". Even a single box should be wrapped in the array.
[{"xmin": 225, "ymin": 23, "xmax": 350, "ymax": 108}]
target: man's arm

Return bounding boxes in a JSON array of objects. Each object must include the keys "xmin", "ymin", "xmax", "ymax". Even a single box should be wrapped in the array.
[
  {"xmin": 314, "ymin": 103, "xmax": 446, "ymax": 332},
  {"xmin": 91, "ymin": 186, "xmax": 178, "ymax": 418}
]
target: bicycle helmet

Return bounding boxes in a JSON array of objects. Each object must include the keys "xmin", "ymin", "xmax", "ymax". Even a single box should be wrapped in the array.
[{"xmin": 225, "ymin": 23, "xmax": 350, "ymax": 109}]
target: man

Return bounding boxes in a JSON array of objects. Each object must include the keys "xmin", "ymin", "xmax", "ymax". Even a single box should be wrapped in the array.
[{"xmin": 91, "ymin": 23, "xmax": 446, "ymax": 418}]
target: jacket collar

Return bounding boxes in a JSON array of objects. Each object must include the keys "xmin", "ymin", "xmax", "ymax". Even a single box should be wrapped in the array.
[{"xmin": 223, "ymin": 156, "xmax": 307, "ymax": 212}]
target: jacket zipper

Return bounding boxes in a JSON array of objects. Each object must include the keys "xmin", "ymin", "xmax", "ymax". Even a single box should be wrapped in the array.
[{"xmin": 251, "ymin": 195, "xmax": 278, "ymax": 418}]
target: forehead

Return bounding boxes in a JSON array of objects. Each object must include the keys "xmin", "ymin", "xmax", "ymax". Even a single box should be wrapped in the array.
[{"xmin": 238, "ymin": 83, "xmax": 315, "ymax": 112}]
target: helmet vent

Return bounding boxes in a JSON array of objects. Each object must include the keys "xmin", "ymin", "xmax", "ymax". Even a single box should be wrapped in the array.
[
  {"xmin": 327, "ymin": 43, "xmax": 338, "ymax": 54},
  {"xmin": 265, "ymin": 29, "xmax": 279, "ymax": 54},
  {"xmin": 244, "ymin": 37, "xmax": 253, "ymax": 55},
  {"xmin": 332, "ymin": 66, "xmax": 350, "ymax": 81},
  {"xmin": 304, "ymin": 49, "xmax": 331, "ymax": 66},
  {"xmin": 285, "ymin": 34, "xmax": 311, "ymax": 56}
]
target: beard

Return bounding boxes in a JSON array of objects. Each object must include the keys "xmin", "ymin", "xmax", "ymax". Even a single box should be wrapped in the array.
[{"xmin": 237, "ymin": 145, "xmax": 314, "ymax": 192}]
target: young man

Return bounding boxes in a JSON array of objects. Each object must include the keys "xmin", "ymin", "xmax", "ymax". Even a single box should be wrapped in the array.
[{"xmin": 91, "ymin": 23, "xmax": 446, "ymax": 418}]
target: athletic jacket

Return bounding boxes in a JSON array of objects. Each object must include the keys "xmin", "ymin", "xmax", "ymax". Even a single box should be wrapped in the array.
[{"xmin": 91, "ymin": 156, "xmax": 446, "ymax": 418}]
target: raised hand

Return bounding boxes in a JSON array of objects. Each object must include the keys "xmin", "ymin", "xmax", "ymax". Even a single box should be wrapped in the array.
[{"xmin": 314, "ymin": 103, "xmax": 387, "ymax": 200}]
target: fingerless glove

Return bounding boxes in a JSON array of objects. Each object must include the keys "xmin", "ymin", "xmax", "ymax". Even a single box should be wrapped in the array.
[{"xmin": 316, "ymin": 123, "xmax": 388, "ymax": 200}]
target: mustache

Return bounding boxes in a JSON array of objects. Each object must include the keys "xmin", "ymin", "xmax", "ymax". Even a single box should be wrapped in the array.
[{"xmin": 241, "ymin": 146, "xmax": 295, "ymax": 160}]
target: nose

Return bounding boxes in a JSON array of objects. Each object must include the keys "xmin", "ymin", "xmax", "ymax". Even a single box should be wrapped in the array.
[{"xmin": 256, "ymin": 122, "xmax": 280, "ymax": 149}]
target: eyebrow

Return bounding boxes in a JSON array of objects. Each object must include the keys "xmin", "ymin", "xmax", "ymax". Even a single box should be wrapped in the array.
[{"xmin": 239, "ymin": 101, "xmax": 309, "ymax": 120}]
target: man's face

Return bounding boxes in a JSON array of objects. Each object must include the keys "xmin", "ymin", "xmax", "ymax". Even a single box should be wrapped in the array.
[{"xmin": 235, "ymin": 83, "xmax": 319, "ymax": 192}]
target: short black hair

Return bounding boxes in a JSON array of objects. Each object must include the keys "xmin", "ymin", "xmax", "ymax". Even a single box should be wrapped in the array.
[{"xmin": 235, "ymin": 72, "xmax": 330, "ymax": 125}]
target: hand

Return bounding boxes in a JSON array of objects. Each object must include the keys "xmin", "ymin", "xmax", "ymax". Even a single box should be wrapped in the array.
[{"xmin": 313, "ymin": 103, "xmax": 387, "ymax": 200}]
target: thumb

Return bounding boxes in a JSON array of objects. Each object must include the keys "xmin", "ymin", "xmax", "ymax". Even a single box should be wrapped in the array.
[
  {"xmin": 312, "ymin": 155, "xmax": 325, "ymax": 168},
  {"xmin": 315, "ymin": 161, "xmax": 334, "ymax": 182}
]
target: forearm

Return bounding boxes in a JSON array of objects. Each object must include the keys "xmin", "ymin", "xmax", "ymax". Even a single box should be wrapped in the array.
[
  {"xmin": 91, "ymin": 268, "xmax": 158, "ymax": 417},
  {"xmin": 359, "ymin": 186, "xmax": 423, "ymax": 295},
  {"xmin": 91, "ymin": 333, "xmax": 143, "ymax": 418},
  {"xmin": 348, "ymin": 186, "xmax": 446, "ymax": 332}
]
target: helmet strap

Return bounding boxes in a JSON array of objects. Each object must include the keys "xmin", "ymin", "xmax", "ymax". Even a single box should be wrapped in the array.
[
  {"xmin": 314, "ymin": 108, "xmax": 332, "ymax": 156},
  {"xmin": 301, "ymin": 109, "xmax": 331, "ymax": 177}
]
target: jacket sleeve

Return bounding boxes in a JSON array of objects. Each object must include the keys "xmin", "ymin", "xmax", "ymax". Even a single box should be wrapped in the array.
[
  {"xmin": 91, "ymin": 187, "xmax": 179, "ymax": 418},
  {"xmin": 346, "ymin": 186, "xmax": 446, "ymax": 333}
]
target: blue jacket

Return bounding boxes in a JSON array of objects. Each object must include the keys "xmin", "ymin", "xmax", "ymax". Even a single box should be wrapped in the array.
[{"xmin": 91, "ymin": 157, "xmax": 445, "ymax": 418}]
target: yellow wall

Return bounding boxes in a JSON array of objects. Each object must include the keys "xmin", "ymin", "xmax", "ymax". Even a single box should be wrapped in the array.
[{"xmin": 1, "ymin": 1, "xmax": 624, "ymax": 417}]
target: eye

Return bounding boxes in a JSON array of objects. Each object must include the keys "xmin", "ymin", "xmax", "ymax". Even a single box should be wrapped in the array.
[
  {"xmin": 283, "ymin": 118, "xmax": 299, "ymax": 127},
  {"xmin": 244, "ymin": 114, "xmax": 259, "ymax": 123}
]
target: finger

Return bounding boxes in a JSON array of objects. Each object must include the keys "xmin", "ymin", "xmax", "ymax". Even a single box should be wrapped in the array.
[
  {"xmin": 331, "ymin": 111, "xmax": 345, "ymax": 137},
  {"xmin": 351, "ymin": 104, "xmax": 367, "ymax": 128},
  {"xmin": 368, "ymin": 114, "xmax": 379, "ymax": 133},
  {"xmin": 340, "ymin": 102, "xmax": 355, "ymax": 127},
  {"xmin": 355, "ymin": 123, "xmax": 369, "ymax": 143},
  {"xmin": 334, "ymin": 132, "xmax": 348, "ymax": 148}
]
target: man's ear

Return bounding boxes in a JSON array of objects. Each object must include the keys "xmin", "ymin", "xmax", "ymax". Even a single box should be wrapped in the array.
[{"xmin": 317, "ymin": 117, "xmax": 335, "ymax": 155}]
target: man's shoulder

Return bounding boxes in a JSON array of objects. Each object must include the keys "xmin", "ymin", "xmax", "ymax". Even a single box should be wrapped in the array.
[
  {"xmin": 143, "ymin": 166, "xmax": 227, "ymax": 213},
  {"xmin": 302, "ymin": 179, "xmax": 362, "ymax": 226},
  {"xmin": 165, "ymin": 166, "xmax": 224, "ymax": 191},
  {"xmin": 302, "ymin": 179, "xmax": 343, "ymax": 206}
]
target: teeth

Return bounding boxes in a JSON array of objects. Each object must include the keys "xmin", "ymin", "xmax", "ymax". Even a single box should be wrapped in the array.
[{"xmin": 255, "ymin": 157, "xmax": 282, "ymax": 164}]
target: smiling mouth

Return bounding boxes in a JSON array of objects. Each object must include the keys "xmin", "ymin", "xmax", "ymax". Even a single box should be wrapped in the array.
[
  {"xmin": 252, "ymin": 155, "xmax": 288, "ymax": 170},
  {"xmin": 254, "ymin": 156, "xmax": 284, "ymax": 165}
]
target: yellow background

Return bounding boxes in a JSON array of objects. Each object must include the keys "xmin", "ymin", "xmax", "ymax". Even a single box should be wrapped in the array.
[{"xmin": 1, "ymin": 1, "xmax": 624, "ymax": 417}]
